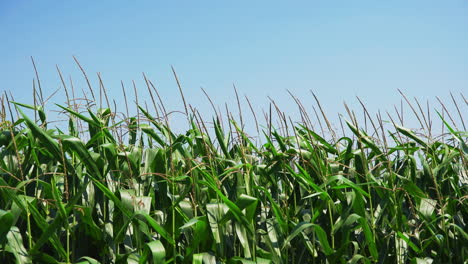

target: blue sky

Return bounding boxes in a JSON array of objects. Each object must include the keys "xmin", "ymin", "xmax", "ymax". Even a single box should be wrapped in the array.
[{"xmin": 1, "ymin": 1, "xmax": 467, "ymax": 133}]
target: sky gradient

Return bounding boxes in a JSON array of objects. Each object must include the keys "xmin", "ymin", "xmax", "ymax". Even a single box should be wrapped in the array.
[{"xmin": 1, "ymin": 1, "xmax": 467, "ymax": 132}]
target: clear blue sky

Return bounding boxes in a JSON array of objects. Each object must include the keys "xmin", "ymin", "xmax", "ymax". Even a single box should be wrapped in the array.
[{"xmin": 1, "ymin": 1, "xmax": 467, "ymax": 133}]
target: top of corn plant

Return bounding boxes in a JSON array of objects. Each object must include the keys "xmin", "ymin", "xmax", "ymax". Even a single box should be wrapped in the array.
[{"xmin": 0, "ymin": 60, "xmax": 467, "ymax": 264}]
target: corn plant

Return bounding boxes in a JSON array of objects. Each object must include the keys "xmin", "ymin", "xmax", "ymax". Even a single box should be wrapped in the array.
[{"xmin": 0, "ymin": 64, "xmax": 466, "ymax": 263}]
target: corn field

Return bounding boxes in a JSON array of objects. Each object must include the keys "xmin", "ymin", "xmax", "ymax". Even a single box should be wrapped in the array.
[{"xmin": 0, "ymin": 64, "xmax": 467, "ymax": 263}]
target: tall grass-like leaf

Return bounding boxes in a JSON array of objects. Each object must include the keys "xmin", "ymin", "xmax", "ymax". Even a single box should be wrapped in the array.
[
  {"xmin": 14, "ymin": 106, "xmax": 61, "ymax": 159},
  {"xmin": 180, "ymin": 216, "xmax": 209, "ymax": 257},
  {"xmin": 6, "ymin": 227, "xmax": 32, "ymax": 264},
  {"xmin": 228, "ymin": 257, "xmax": 272, "ymax": 264},
  {"xmin": 357, "ymin": 217, "xmax": 378, "ymax": 261},
  {"xmin": 214, "ymin": 118, "xmax": 231, "ymax": 159},
  {"xmin": 396, "ymin": 231, "xmax": 421, "ymax": 253},
  {"xmin": 0, "ymin": 209, "xmax": 13, "ymax": 243},
  {"xmin": 254, "ymin": 186, "xmax": 287, "ymax": 234},
  {"xmin": 219, "ymin": 194, "xmax": 258, "ymax": 226},
  {"xmin": 136, "ymin": 213, "xmax": 175, "ymax": 245},
  {"xmin": 77, "ymin": 257, "xmax": 102, "ymax": 264},
  {"xmin": 395, "ymin": 125, "xmax": 428, "ymax": 148},
  {"xmin": 436, "ymin": 111, "xmax": 468, "ymax": 155},
  {"xmin": 193, "ymin": 252, "xmax": 216, "ymax": 264},
  {"xmin": 138, "ymin": 240, "xmax": 165, "ymax": 264},
  {"xmin": 200, "ymin": 180, "xmax": 254, "ymax": 235},
  {"xmin": 56, "ymin": 104, "xmax": 100, "ymax": 127}
]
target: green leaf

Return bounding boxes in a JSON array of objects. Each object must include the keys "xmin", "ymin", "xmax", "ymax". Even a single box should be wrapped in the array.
[
  {"xmin": 136, "ymin": 212, "xmax": 175, "ymax": 245},
  {"xmin": 283, "ymin": 222, "xmax": 333, "ymax": 256},
  {"xmin": 213, "ymin": 118, "xmax": 231, "ymax": 158},
  {"xmin": 397, "ymin": 231, "xmax": 421, "ymax": 253},
  {"xmin": 6, "ymin": 226, "xmax": 32, "ymax": 264},
  {"xmin": 254, "ymin": 186, "xmax": 287, "ymax": 234},
  {"xmin": 14, "ymin": 105, "xmax": 61, "ymax": 159},
  {"xmin": 201, "ymin": 180, "xmax": 254, "ymax": 235},
  {"xmin": 395, "ymin": 125, "xmax": 428, "ymax": 148},
  {"xmin": 77, "ymin": 257, "xmax": 102, "ymax": 264},
  {"xmin": 180, "ymin": 216, "xmax": 209, "ymax": 257},
  {"xmin": 193, "ymin": 252, "xmax": 216, "ymax": 264},
  {"xmin": 358, "ymin": 217, "xmax": 378, "ymax": 260},
  {"xmin": 0, "ymin": 209, "xmax": 14, "ymax": 242},
  {"xmin": 311, "ymin": 224, "xmax": 334, "ymax": 256},
  {"xmin": 419, "ymin": 198, "xmax": 436, "ymax": 218},
  {"xmin": 139, "ymin": 240, "xmax": 166, "ymax": 264},
  {"xmin": 51, "ymin": 177, "xmax": 67, "ymax": 221},
  {"xmin": 56, "ymin": 104, "xmax": 100, "ymax": 127}
]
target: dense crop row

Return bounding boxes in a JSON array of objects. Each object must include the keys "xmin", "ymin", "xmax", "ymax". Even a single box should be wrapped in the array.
[{"xmin": 0, "ymin": 70, "xmax": 466, "ymax": 263}]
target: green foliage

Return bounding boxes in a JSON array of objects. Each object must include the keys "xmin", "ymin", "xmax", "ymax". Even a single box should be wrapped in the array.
[{"xmin": 0, "ymin": 91, "xmax": 466, "ymax": 264}]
